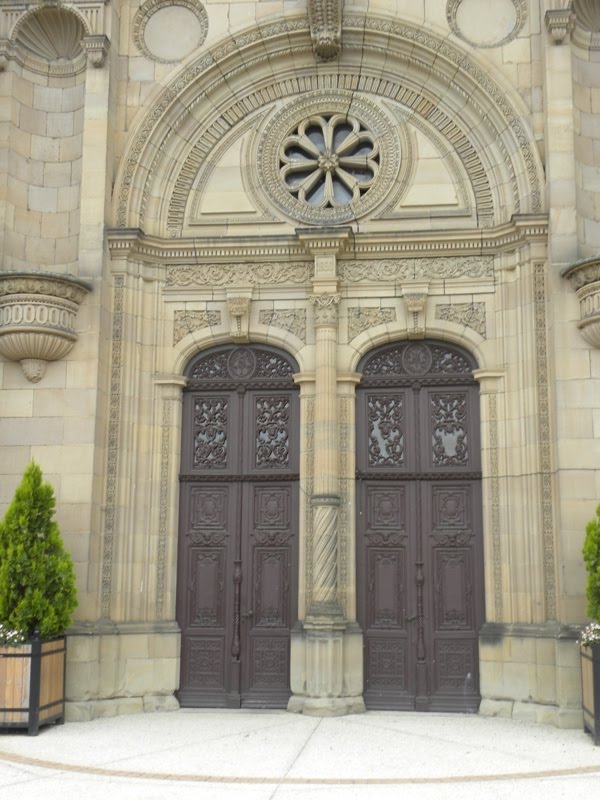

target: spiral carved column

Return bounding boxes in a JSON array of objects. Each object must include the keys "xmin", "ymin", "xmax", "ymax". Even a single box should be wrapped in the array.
[
  {"xmin": 288, "ymin": 228, "xmax": 365, "ymax": 717},
  {"xmin": 309, "ymin": 293, "xmax": 341, "ymax": 614}
]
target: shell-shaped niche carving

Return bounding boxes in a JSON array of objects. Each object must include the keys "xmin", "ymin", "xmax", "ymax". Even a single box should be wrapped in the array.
[
  {"xmin": 14, "ymin": 8, "xmax": 85, "ymax": 62},
  {"xmin": 574, "ymin": 0, "xmax": 600, "ymax": 31}
]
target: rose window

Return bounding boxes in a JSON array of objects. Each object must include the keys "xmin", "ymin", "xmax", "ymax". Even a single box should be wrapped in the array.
[{"xmin": 279, "ymin": 114, "xmax": 380, "ymax": 208}]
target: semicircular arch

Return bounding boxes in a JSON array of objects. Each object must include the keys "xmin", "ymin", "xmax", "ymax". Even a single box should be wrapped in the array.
[{"xmin": 114, "ymin": 13, "xmax": 544, "ymax": 234}]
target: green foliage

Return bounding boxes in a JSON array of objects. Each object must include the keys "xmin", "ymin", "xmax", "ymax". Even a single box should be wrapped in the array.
[
  {"xmin": 0, "ymin": 462, "xmax": 78, "ymax": 641},
  {"xmin": 583, "ymin": 503, "xmax": 600, "ymax": 622}
]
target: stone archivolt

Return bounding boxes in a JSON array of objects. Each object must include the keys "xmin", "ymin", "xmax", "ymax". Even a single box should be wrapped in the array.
[{"xmin": 113, "ymin": 15, "xmax": 544, "ymax": 235}]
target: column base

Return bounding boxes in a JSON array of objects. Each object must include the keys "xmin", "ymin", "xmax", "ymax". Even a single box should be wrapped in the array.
[{"xmin": 287, "ymin": 694, "xmax": 366, "ymax": 716}]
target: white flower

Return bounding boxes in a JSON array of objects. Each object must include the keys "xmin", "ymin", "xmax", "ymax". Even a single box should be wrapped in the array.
[{"xmin": 579, "ymin": 621, "xmax": 600, "ymax": 646}]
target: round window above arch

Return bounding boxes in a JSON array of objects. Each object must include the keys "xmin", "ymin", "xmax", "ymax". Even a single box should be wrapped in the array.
[{"xmin": 257, "ymin": 91, "xmax": 402, "ymax": 226}]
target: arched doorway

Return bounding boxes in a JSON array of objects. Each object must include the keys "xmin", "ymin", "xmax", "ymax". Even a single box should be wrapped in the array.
[
  {"xmin": 177, "ymin": 344, "xmax": 299, "ymax": 708},
  {"xmin": 356, "ymin": 340, "xmax": 484, "ymax": 712}
]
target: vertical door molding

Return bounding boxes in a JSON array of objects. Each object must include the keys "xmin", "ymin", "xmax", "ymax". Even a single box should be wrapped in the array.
[
  {"xmin": 154, "ymin": 374, "xmax": 187, "ymax": 621},
  {"xmin": 473, "ymin": 369, "xmax": 507, "ymax": 623}
]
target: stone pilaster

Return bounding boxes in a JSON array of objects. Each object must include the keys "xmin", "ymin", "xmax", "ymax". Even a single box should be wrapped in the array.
[{"xmin": 288, "ymin": 228, "xmax": 364, "ymax": 716}]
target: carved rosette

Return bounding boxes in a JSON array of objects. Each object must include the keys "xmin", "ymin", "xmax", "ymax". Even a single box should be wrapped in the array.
[
  {"xmin": 0, "ymin": 272, "xmax": 91, "ymax": 382},
  {"xmin": 562, "ymin": 257, "xmax": 600, "ymax": 347}
]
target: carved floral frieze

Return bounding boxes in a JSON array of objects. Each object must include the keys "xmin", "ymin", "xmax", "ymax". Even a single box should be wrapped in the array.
[
  {"xmin": 173, "ymin": 310, "xmax": 221, "ymax": 345},
  {"xmin": 259, "ymin": 309, "xmax": 307, "ymax": 341},
  {"xmin": 435, "ymin": 303, "xmax": 487, "ymax": 337},
  {"xmin": 0, "ymin": 271, "xmax": 91, "ymax": 382},
  {"xmin": 347, "ymin": 307, "xmax": 396, "ymax": 341}
]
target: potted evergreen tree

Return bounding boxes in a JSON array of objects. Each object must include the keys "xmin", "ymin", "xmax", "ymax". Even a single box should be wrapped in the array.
[
  {"xmin": 581, "ymin": 503, "xmax": 600, "ymax": 745},
  {"xmin": 0, "ymin": 463, "xmax": 77, "ymax": 735}
]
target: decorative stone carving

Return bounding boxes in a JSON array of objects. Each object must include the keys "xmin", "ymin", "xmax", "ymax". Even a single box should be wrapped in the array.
[
  {"xmin": 562, "ymin": 257, "xmax": 600, "ymax": 347},
  {"xmin": 545, "ymin": 9, "xmax": 574, "ymax": 43},
  {"xmin": 173, "ymin": 310, "xmax": 221, "ymax": 345},
  {"xmin": 340, "ymin": 257, "xmax": 494, "ymax": 282},
  {"xmin": 258, "ymin": 92, "xmax": 400, "ymax": 226},
  {"xmin": 2, "ymin": 2, "xmax": 109, "ymax": 74},
  {"xmin": 446, "ymin": 0, "xmax": 527, "ymax": 48},
  {"xmin": 13, "ymin": 7, "xmax": 85, "ymax": 61},
  {"xmin": 435, "ymin": 303, "xmax": 487, "ymax": 337},
  {"xmin": 307, "ymin": 0, "xmax": 342, "ymax": 60},
  {"xmin": 403, "ymin": 288, "xmax": 429, "ymax": 339},
  {"xmin": 166, "ymin": 263, "xmax": 311, "ymax": 287},
  {"xmin": 81, "ymin": 34, "xmax": 109, "ymax": 67},
  {"xmin": 574, "ymin": 0, "xmax": 600, "ymax": 31},
  {"xmin": 280, "ymin": 114, "xmax": 379, "ymax": 210},
  {"xmin": 226, "ymin": 295, "xmax": 251, "ymax": 341},
  {"xmin": 0, "ymin": 272, "xmax": 91, "ymax": 383},
  {"xmin": 133, "ymin": 0, "xmax": 208, "ymax": 63},
  {"xmin": 310, "ymin": 294, "xmax": 340, "ymax": 327},
  {"xmin": 259, "ymin": 309, "xmax": 307, "ymax": 341},
  {"xmin": 347, "ymin": 307, "xmax": 396, "ymax": 341}
]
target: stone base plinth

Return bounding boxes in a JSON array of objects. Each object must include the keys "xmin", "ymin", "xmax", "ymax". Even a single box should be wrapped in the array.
[{"xmin": 479, "ymin": 623, "xmax": 582, "ymax": 729}]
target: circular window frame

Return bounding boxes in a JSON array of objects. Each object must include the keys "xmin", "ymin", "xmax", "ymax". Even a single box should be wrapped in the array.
[
  {"xmin": 133, "ymin": 0, "xmax": 208, "ymax": 64},
  {"xmin": 446, "ymin": 0, "xmax": 527, "ymax": 49},
  {"xmin": 258, "ymin": 92, "xmax": 401, "ymax": 226}
]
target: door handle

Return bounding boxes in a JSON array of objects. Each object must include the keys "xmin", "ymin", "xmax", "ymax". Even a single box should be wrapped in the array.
[
  {"xmin": 241, "ymin": 610, "xmax": 253, "ymax": 621},
  {"xmin": 406, "ymin": 614, "xmax": 417, "ymax": 622}
]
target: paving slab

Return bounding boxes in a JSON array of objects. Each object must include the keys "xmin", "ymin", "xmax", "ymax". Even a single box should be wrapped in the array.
[{"xmin": 0, "ymin": 710, "xmax": 599, "ymax": 800}]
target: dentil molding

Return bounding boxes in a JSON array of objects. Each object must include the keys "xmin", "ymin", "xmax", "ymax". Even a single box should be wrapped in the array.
[{"xmin": 0, "ymin": 271, "xmax": 91, "ymax": 382}]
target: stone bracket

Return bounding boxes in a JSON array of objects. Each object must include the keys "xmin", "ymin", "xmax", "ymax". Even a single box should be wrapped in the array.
[
  {"xmin": 82, "ymin": 34, "xmax": 110, "ymax": 67},
  {"xmin": 402, "ymin": 285, "xmax": 429, "ymax": 339},
  {"xmin": 226, "ymin": 291, "xmax": 252, "ymax": 341},
  {"xmin": 545, "ymin": 9, "xmax": 575, "ymax": 43}
]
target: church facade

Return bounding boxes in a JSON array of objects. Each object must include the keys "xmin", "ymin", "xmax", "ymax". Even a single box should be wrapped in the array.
[{"xmin": 0, "ymin": 0, "xmax": 599, "ymax": 725}]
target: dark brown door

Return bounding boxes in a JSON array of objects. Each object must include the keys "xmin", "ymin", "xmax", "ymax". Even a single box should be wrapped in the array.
[
  {"xmin": 356, "ymin": 341, "xmax": 484, "ymax": 712},
  {"xmin": 177, "ymin": 345, "xmax": 299, "ymax": 708}
]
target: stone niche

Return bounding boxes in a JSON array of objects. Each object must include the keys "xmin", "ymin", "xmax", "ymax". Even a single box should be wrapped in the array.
[{"xmin": 0, "ymin": 271, "xmax": 91, "ymax": 382}]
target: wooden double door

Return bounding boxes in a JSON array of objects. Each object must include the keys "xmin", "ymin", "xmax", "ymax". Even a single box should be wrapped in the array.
[
  {"xmin": 356, "ymin": 341, "xmax": 484, "ymax": 712},
  {"xmin": 177, "ymin": 345, "xmax": 299, "ymax": 708}
]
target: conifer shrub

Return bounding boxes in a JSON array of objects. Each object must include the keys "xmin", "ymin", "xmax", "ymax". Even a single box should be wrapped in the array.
[
  {"xmin": 0, "ymin": 462, "xmax": 78, "ymax": 642},
  {"xmin": 583, "ymin": 503, "xmax": 600, "ymax": 624}
]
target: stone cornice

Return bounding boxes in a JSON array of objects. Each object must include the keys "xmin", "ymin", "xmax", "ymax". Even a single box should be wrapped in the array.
[{"xmin": 106, "ymin": 216, "xmax": 549, "ymax": 272}]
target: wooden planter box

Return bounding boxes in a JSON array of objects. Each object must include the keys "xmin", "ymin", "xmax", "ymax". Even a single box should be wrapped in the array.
[
  {"xmin": 0, "ymin": 637, "xmax": 66, "ymax": 735},
  {"xmin": 581, "ymin": 643, "xmax": 600, "ymax": 745}
]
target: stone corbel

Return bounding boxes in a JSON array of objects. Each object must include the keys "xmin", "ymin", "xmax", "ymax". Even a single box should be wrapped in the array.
[
  {"xmin": 545, "ymin": 9, "xmax": 575, "ymax": 43},
  {"xmin": 402, "ymin": 286, "xmax": 429, "ymax": 339},
  {"xmin": 81, "ymin": 34, "xmax": 110, "ymax": 67},
  {"xmin": 562, "ymin": 257, "xmax": 600, "ymax": 347},
  {"xmin": 0, "ymin": 271, "xmax": 91, "ymax": 382},
  {"xmin": 307, "ymin": 0, "xmax": 342, "ymax": 60},
  {"xmin": 226, "ymin": 292, "xmax": 252, "ymax": 341}
]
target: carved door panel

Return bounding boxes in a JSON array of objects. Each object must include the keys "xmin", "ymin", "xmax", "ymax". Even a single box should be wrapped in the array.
[
  {"xmin": 177, "ymin": 346, "xmax": 299, "ymax": 709},
  {"xmin": 356, "ymin": 341, "xmax": 484, "ymax": 712}
]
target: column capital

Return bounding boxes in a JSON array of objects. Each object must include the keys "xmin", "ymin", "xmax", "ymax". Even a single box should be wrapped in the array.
[{"xmin": 310, "ymin": 293, "xmax": 341, "ymax": 327}]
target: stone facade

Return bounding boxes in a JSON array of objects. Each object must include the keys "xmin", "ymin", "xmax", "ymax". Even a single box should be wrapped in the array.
[{"xmin": 0, "ymin": 0, "xmax": 598, "ymax": 726}]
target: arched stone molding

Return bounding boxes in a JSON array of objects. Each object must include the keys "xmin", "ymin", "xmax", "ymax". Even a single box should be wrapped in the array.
[
  {"xmin": 344, "ymin": 323, "xmax": 490, "ymax": 377},
  {"xmin": 171, "ymin": 324, "xmax": 312, "ymax": 378},
  {"xmin": 113, "ymin": 14, "xmax": 544, "ymax": 235}
]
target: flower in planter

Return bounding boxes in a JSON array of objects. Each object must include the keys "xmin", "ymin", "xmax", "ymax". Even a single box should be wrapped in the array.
[{"xmin": 579, "ymin": 621, "xmax": 600, "ymax": 647}]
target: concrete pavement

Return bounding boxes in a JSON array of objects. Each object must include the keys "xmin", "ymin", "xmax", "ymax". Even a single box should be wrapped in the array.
[{"xmin": 1, "ymin": 709, "xmax": 599, "ymax": 799}]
